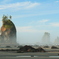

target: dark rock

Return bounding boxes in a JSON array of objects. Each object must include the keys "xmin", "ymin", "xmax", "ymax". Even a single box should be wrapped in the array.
[
  {"xmin": 37, "ymin": 47, "xmax": 46, "ymax": 52},
  {"xmin": 17, "ymin": 45, "xmax": 46, "ymax": 53},
  {"xmin": 43, "ymin": 46, "xmax": 49, "ymax": 48},
  {"xmin": 51, "ymin": 46, "xmax": 58, "ymax": 49}
]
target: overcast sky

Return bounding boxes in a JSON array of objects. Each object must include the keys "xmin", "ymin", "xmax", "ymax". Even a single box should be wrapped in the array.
[{"xmin": 0, "ymin": 0, "xmax": 59, "ymax": 45}]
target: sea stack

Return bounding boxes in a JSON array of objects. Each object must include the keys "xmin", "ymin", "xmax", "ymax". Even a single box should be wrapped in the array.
[
  {"xmin": 0, "ymin": 15, "xmax": 18, "ymax": 47},
  {"xmin": 42, "ymin": 32, "xmax": 51, "ymax": 46}
]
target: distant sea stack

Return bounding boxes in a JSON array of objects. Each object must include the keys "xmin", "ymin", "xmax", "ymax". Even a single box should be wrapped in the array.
[
  {"xmin": 54, "ymin": 37, "xmax": 59, "ymax": 45},
  {"xmin": 0, "ymin": 15, "xmax": 18, "ymax": 47},
  {"xmin": 42, "ymin": 32, "xmax": 51, "ymax": 46}
]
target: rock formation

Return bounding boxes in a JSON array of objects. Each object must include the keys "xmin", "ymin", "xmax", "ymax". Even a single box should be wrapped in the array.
[
  {"xmin": 0, "ymin": 15, "xmax": 17, "ymax": 46},
  {"xmin": 17, "ymin": 45, "xmax": 46, "ymax": 53},
  {"xmin": 54, "ymin": 37, "xmax": 59, "ymax": 45},
  {"xmin": 42, "ymin": 32, "xmax": 51, "ymax": 46}
]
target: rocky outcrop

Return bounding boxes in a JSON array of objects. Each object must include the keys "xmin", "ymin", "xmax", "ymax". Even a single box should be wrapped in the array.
[
  {"xmin": 0, "ymin": 15, "xmax": 17, "ymax": 46},
  {"xmin": 51, "ymin": 46, "xmax": 58, "ymax": 49},
  {"xmin": 17, "ymin": 45, "xmax": 46, "ymax": 53}
]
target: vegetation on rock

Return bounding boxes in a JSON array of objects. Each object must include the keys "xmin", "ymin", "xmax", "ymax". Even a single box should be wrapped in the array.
[{"xmin": 2, "ymin": 15, "xmax": 14, "ymax": 29}]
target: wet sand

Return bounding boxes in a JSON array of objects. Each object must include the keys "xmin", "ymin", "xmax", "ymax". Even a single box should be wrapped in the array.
[{"xmin": 0, "ymin": 51, "xmax": 59, "ymax": 59}]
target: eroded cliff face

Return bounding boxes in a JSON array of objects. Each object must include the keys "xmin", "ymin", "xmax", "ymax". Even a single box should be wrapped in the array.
[{"xmin": 0, "ymin": 15, "xmax": 17, "ymax": 46}]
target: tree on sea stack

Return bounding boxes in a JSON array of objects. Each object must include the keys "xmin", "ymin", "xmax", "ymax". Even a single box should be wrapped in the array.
[{"xmin": 2, "ymin": 15, "xmax": 13, "ymax": 29}]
